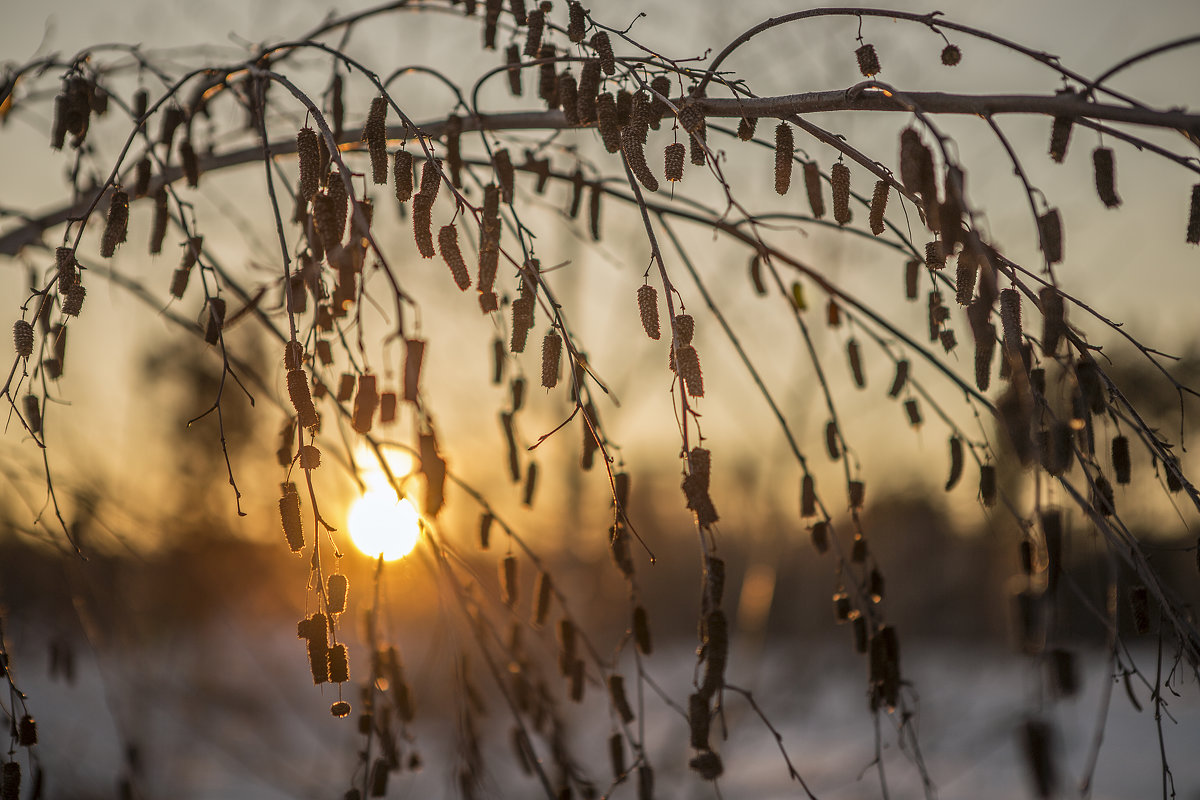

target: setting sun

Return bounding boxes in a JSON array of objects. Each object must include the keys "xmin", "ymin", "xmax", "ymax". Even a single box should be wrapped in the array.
[
  {"xmin": 348, "ymin": 492, "xmax": 421, "ymax": 561},
  {"xmin": 347, "ymin": 444, "xmax": 421, "ymax": 560}
]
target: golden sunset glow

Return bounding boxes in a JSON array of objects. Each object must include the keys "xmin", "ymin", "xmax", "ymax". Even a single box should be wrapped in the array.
[
  {"xmin": 347, "ymin": 445, "xmax": 421, "ymax": 560},
  {"xmin": 348, "ymin": 492, "xmax": 421, "ymax": 561}
]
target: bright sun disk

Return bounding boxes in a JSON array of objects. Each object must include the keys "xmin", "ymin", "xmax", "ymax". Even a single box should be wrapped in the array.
[{"xmin": 347, "ymin": 491, "xmax": 421, "ymax": 561}]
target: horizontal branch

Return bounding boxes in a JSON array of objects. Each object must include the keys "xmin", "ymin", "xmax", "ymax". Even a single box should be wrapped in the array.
[{"xmin": 4, "ymin": 88, "xmax": 1198, "ymax": 257}]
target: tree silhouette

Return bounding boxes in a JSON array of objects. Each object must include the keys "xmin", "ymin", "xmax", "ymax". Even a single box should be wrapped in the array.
[{"xmin": 2, "ymin": 2, "xmax": 1200, "ymax": 798}]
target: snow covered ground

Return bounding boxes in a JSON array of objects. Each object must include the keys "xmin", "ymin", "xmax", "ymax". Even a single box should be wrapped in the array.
[{"xmin": 7, "ymin": 616, "xmax": 1198, "ymax": 800}]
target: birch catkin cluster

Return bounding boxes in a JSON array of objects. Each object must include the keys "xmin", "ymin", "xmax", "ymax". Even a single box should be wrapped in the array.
[{"xmin": 5, "ymin": 3, "xmax": 1200, "ymax": 799}]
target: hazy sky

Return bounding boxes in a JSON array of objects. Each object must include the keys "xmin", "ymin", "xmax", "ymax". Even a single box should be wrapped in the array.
[{"xmin": 3, "ymin": 0, "xmax": 1200, "ymax": 550}]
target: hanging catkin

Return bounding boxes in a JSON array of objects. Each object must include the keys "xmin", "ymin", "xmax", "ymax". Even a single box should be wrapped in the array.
[
  {"xmin": 831, "ymin": 162, "xmax": 852, "ymax": 225},
  {"xmin": 847, "ymin": 339, "xmax": 865, "ymax": 387},
  {"xmin": 541, "ymin": 330, "xmax": 562, "ymax": 388},
  {"xmin": 363, "ymin": 96, "xmax": 388, "ymax": 185},
  {"xmin": 100, "ymin": 189, "xmax": 129, "ymax": 258},
  {"xmin": 637, "ymin": 284, "xmax": 660, "ymax": 339},
  {"xmin": 1093, "ymin": 147, "xmax": 1120, "ymax": 208},
  {"xmin": 856, "ymin": 44, "xmax": 881, "ymax": 76},
  {"xmin": 774, "ymin": 123, "xmax": 793, "ymax": 195},
  {"xmin": 804, "ymin": 162, "xmax": 825, "ymax": 218},
  {"xmin": 394, "ymin": 149, "xmax": 414, "ymax": 203},
  {"xmin": 438, "ymin": 225, "xmax": 471, "ymax": 290},
  {"xmin": 665, "ymin": 142, "xmax": 685, "ymax": 181},
  {"xmin": 869, "ymin": 180, "xmax": 888, "ymax": 235}
]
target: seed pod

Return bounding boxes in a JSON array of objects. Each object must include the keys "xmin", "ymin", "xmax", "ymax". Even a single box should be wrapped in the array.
[
  {"xmin": 392, "ymin": 150, "xmax": 414, "ymax": 204},
  {"xmin": 180, "ymin": 139, "xmax": 200, "ymax": 187},
  {"xmin": 401, "ymin": 338, "xmax": 425, "ymax": 403},
  {"xmin": 847, "ymin": 339, "xmax": 865, "ymax": 388},
  {"xmin": 1092, "ymin": 147, "xmax": 1120, "ymax": 208},
  {"xmin": 22, "ymin": 393, "xmax": 40, "ymax": 435},
  {"xmin": 884, "ymin": 360, "xmax": 908, "ymax": 399},
  {"xmin": 688, "ymin": 691, "xmax": 711, "ymax": 748},
  {"xmin": 13, "ymin": 321, "xmax": 34, "ymax": 358},
  {"xmin": 856, "ymin": 43, "xmax": 881, "ymax": 76},
  {"xmin": 954, "ymin": 249, "xmax": 978, "ymax": 307},
  {"xmin": 700, "ymin": 609, "xmax": 728, "ymax": 696},
  {"xmin": 774, "ymin": 123, "xmax": 793, "ymax": 195},
  {"xmin": 336, "ymin": 373, "xmax": 355, "ymax": 403},
  {"xmin": 1038, "ymin": 209, "xmax": 1063, "ymax": 264},
  {"xmin": 903, "ymin": 258, "xmax": 921, "ymax": 300},
  {"xmin": 16, "ymin": 715, "xmax": 36, "ymax": 747},
  {"xmin": 157, "ymin": 104, "xmax": 183, "ymax": 150},
  {"xmin": 532, "ymin": 571, "xmax": 553, "ymax": 627},
  {"xmin": 623, "ymin": 128, "xmax": 659, "ymax": 191},
  {"xmin": 925, "ymin": 240, "xmax": 945, "ymax": 269},
  {"xmin": 412, "ymin": 197, "xmax": 434, "ymax": 258},
  {"xmin": 1039, "ymin": 287, "xmax": 1065, "ymax": 357},
  {"xmin": 504, "ymin": 44, "xmax": 523, "ymax": 96},
  {"xmin": 663, "ymin": 141, "xmax": 686, "ymax": 182},
  {"xmin": 810, "ymin": 520, "xmax": 830, "ymax": 553},
  {"xmin": 486, "ymin": 151, "xmax": 514, "ymax": 208},
  {"xmin": 523, "ymin": 8, "xmax": 544, "ymax": 56},
  {"xmin": 576, "ymin": 59, "xmax": 601, "ymax": 123},
  {"xmin": 633, "ymin": 605, "xmax": 653, "ymax": 655},
  {"xmin": 285, "ymin": 369, "xmax": 321, "ymax": 432},
  {"xmin": 2, "ymin": 761, "xmax": 20, "ymax": 800},
  {"xmin": 537, "ymin": 44, "xmax": 558, "ymax": 107},
  {"xmin": 801, "ymin": 474, "xmax": 817, "ymax": 517},
  {"xmin": 636, "ymin": 284, "xmax": 660, "ymax": 340},
  {"xmin": 1049, "ymin": 116, "xmax": 1072, "ymax": 163},
  {"xmin": 946, "ymin": 437, "xmax": 964, "ymax": 490},
  {"xmin": 596, "ymin": 93, "xmax": 622, "ymax": 153},
  {"xmin": 1188, "ymin": 184, "xmax": 1200, "ymax": 244},
  {"xmin": 638, "ymin": 765, "xmax": 654, "ymax": 800},
  {"xmin": 592, "ymin": 31, "xmax": 616, "ymax": 75},
  {"xmin": 133, "ymin": 156, "xmax": 152, "ymax": 199},
  {"xmin": 557, "ymin": 71, "xmax": 580, "ymax": 126},
  {"xmin": 589, "ymin": 181, "xmax": 603, "ymax": 240},
  {"xmin": 434, "ymin": 224, "xmax": 471, "ymax": 291},
  {"xmin": 1000, "ymin": 288, "xmax": 1022, "ymax": 357},
  {"xmin": 352, "ymin": 374, "xmax": 379, "ymax": 434},
  {"xmin": 299, "ymin": 444, "xmax": 321, "ymax": 470},
  {"xmin": 379, "ymin": 392, "xmax": 396, "ymax": 423},
  {"xmin": 523, "ymin": 461, "xmax": 538, "ymax": 506},
  {"xmin": 280, "ymin": 484, "xmax": 304, "ymax": 552},
  {"xmin": 675, "ymin": 344, "xmax": 704, "ymax": 397},
  {"xmin": 734, "ymin": 115, "xmax": 753, "ymax": 141},
  {"xmin": 804, "ymin": 161, "xmax": 825, "ymax": 218},
  {"xmin": 848, "ymin": 480, "xmax": 865, "ymax": 508},
  {"xmin": 327, "ymin": 573, "xmax": 349, "ymax": 614},
  {"xmin": 143, "ymin": 184, "xmax": 167, "ymax": 252},
  {"xmin": 609, "ymin": 674, "xmax": 635, "ymax": 723},
  {"xmin": 825, "ymin": 420, "xmax": 840, "ymax": 460},
  {"xmin": 975, "ymin": 322, "xmax": 996, "ymax": 391},
  {"xmin": 330, "ymin": 700, "xmax": 351, "ymax": 718},
  {"xmin": 1112, "ymin": 434, "xmax": 1131, "ymax": 484},
  {"xmin": 568, "ymin": 0, "xmax": 586, "ymax": 42},
  {"xmin": 646, "ymin": 74, "xmax": 672, "ymax": 129},
  {"xmin": 100, "ymin": 189, "xmax": 129, "ymax": 258},
  {"xmin": 328, "ymin": 644, "xmax": 349, "ymax": 683},
  {"xmin": 867, "ymin": 179, "xmax": 889, "ymax": 235},
  {"xmin": 831, "ymin": 162, "xmax": 852, "ymax": 225},
  {"xmin": 941, "ymin": 44, "xmax": 962, "ymax": 65},
  {"xmin": 501, "ymin": 554, "xmax": 518, "ymax": 608},
  {"xmin": 297, "ymin": 127, "xmax": 321, "ymax": 201},
  {"xmin": 980, "ymin": 464, "xmax": 997, "ymax": 506},
  {"xmin": 62, "ymin": 283, "xmax": 86, "ymax": 317},
  {"xmin": 541, "ymin": 330, "xmax": 562, "ymax": 388},
  {"xmin": 904, "ymin": 398, "xmax": 921, "ymax": 426}
]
